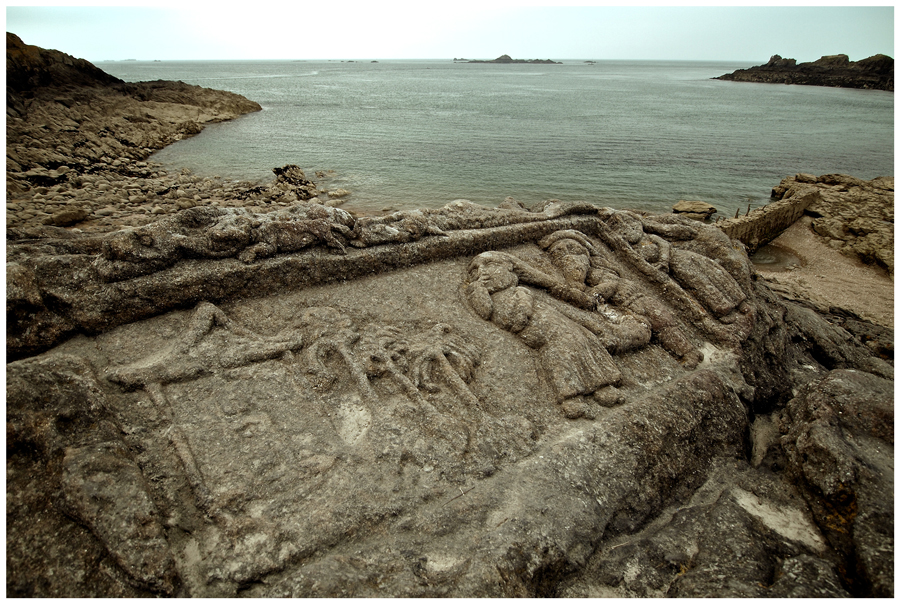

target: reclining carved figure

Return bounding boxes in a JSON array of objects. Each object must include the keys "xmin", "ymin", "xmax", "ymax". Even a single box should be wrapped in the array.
[
  {"xmin": 464, "ymin": 251, "xmax": 650, "ymax": 419},
  {"xmin": 539, "ymin": 229, "xmax": 704, "ymax": 368},
  {"xmin": 348, "ymin": 199, "xmax": 604, "ymax": 247},
  {"xmin": 94, "ymin": 205, "xmax": 355, "ymax": 282},
  {"xmin": 604, "ymin": 211, "xmax": 749, "ymax": 320}
]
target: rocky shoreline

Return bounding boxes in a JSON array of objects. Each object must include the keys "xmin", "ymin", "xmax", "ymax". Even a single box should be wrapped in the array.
[
  {"xmin": 6, "ymin": 33, "xmax": 353, "ymax": 235},
  {"xmin": 6, "ymin": 35, "xmax": 894, "ymax": 598},
  {"xmin": 715, "ymin": 53, "xmax": 894, "ymax": 91}
]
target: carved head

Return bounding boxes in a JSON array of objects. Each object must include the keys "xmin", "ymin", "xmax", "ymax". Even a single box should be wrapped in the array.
[
  {"xmin": 547, "ymin": 238, "xmax": 591, "ymax": 285},
  {"xmin": 468, "ymin": 252, "xmax": 518, "ymax": 294}
]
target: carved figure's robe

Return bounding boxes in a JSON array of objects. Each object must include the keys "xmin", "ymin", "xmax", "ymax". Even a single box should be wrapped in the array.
[{"xmin": 489, "ymin": 286, "xmax": 621, "ymax": 402}]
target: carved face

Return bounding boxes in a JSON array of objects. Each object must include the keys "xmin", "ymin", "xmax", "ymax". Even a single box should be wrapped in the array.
[
  {"xmin": 470, "ymin": 255, "xmax": 517, "ymax": 293},
  {"xmin": 549, "ymin": 240, "xmax": 590, "ymax": 284}
]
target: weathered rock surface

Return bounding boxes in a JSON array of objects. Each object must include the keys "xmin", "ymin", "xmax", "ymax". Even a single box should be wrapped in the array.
[
  {"xmin": 771, "ymin": 173, "xmax": 894, "ymax": 274},
  {"xmin": 6, "ymin": 34, "xmax": 894, "ymax": 599},
  {"xmin": 672, "ymin": 199, "xmax": 717, "ymax": 222},
  {"xmin": 780, "ymin": 368, "xmax": 894, "ymax": 597},
  {"xmin": 6, "ymin": 32, "xmax": 270, "ymax": 232},
  {"xmin": 7, "ymin": 31, "xmax": 123, "ymax": 92},
  {"xmin": 7, "ymin": 197, "xmax": 893, "ymax": 597},
  {"xmin": 715, "ymin": 53, "xmax": 894, "ymax": 91}
]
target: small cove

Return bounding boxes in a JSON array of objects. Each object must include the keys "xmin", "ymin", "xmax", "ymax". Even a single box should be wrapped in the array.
[{"xmin": 98, "ymin": 59, "xmax": 895, "ymax": 217}]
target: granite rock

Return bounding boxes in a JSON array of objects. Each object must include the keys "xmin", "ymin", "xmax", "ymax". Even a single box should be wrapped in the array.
[
  {"xmin": 716, "ymin": 53, "xmax": 894, "ymax": 91},
  {"xmin": 5, "ymin": 34, "xmax": 893, "ymax": 599},
  {"xmin": 770, "ymin": 173, "xmax": 894, "ymax": 274},
  {"xmin": 7, "ymin": 201, "xmax": 893, "ymax": 597},
  {"xmin": 672, "ymin": 200, "xmax": 717, "ymax": 222},
  {"xmin": 6, "ymin": 33, "xmax": 264, "ymax": 232}
]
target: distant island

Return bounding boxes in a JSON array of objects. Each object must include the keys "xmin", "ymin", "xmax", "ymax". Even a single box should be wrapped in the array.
[
  {"xmin": 454, "ymin": 54, "xmax": 561, "ymax": 65},
  {"xmin": 715, "ymin": 54, "xmax": 893, "ymax": 91}
]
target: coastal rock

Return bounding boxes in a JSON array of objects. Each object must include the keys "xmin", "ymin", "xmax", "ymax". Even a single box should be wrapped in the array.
[
  {"xmin": 770, "ymin": 173, "xmax": 893, "ymax": 274},
  {"xmin": 780, "ymin": 369, "xmax": 894, "ymax": 596},
  {"xmin": 6, "ymin": 33, "xmax": 263, "ymax": 231},
  {"xmin": 557, "ymin": 457, "xmax": 848, "ymax": 597},
  {"xmin": 672, "ymin": 199, "xmax": 717, "ymax": 221},
  {"xmin": 6, "ymin": 35, "xmax": 893, "ymax": 599},
  {"xmin": 270, "ymin": 164, "xmax": 319, "ymax": 200},
  {"xmin": 6, "ymin": 32, "xmax": 122, "ymax": 93},
  {"xmin": 43, "ymin": 207, "xmax": 89, "ymax": 227},
  {"xmin": 7, "ymin": 201, "xmax": 892, "ymax": 596},
  {"xmin": 765, "ymin": 54, "xmax": 798, "ymax": 68},
  {"xmin": 715, "ymin": 53, "xmax": 894, "ymax": 91},
  {"xmin": 463, "ymin": 54, "xmax": 562, "ymax": 65}
]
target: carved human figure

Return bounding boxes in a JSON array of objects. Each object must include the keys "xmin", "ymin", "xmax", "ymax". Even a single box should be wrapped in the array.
[
  {"xmin": 94, "ymin": 205, "xmax": 355, "ymax": 282},
  {"xmin": 606, "ymin": 211, "xmax": 750, "ymax": 322},
  {"xmin": 106, "ymin": 301, "xmax": 304, "ymax": 389},
  {"xmin": 539, "ymin": 230, "xmax": 704, "ymax": 369},
  {"xmin": 465, "ymin": 251, "xmax": 649, "ymax": 419}
]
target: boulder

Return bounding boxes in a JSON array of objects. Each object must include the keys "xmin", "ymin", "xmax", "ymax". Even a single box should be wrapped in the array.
[
  {"xmin": 42, "ymin": 207, "xmax": 89, "ymax": 226},
  {"xmin": 765, "ymin": 54, "xmax": 798, "ymax": 68},
  {"xmin": 672, "ymin": 200, "xmax": 717, "ymax": 221}
]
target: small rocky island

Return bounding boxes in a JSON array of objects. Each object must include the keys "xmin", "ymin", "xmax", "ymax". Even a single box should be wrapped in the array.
[
  {"xmin": 6, "ymin": 34, "xmax": 894, "ymax": 598},
  {"xmin": 455, "ymin": 54, "xmax": 561, "ymax": 64},
  {"xmin": 715, "ymin": 54, "xmax": 894, "ymax": 91}
]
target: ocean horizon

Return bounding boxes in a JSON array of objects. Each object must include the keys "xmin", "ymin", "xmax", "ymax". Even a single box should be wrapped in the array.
[{"xmin": 97, "ymin": 58, "xmax": 894, "ymax": 217}]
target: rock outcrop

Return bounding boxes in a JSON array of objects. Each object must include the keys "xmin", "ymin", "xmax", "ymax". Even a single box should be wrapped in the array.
[
  {"xmin": 770, "ymin": 173, "xmax": 894, "ymax": 274},
  {"xmin": 462, "ymin": 54, "xmax": 562, "ymax": 64},
  {"xmin": 6, "ymin": 35, "xmax": 894, "ymax": 599},
  {"xmin": 6, "ymin": 32, "xmax": 266, "ymax": 232},
  {"xmin": 6, "ymin": 31, "xmax": 123, "ymax": 92},
  {"xmin": 7, "ymin": 196, "xmax": 894, "ymax": 598},
  {"xmin": 715, "ymin": 54, "xmax": 894, "ymax": 91}
]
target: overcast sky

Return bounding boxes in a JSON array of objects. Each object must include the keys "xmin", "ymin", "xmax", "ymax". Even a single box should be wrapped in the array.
[{"xmin": 5, "ymin": 3, "xmax": 895, "ymax": 63}]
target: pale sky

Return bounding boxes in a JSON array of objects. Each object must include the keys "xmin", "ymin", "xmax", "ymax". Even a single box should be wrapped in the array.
[{"xmin": 5, "ymin": 3, "xmax": 896, "ymax": 63}]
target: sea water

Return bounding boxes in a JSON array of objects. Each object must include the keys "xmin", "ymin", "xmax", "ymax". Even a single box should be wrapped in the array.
[{"xmin": 96, "ymin": 59, "xmax": 894, "ymax": 217}]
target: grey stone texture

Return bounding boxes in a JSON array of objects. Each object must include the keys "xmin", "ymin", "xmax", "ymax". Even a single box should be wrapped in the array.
[
  {"xmin": 7, "ymin": 202, "xmax": 894, "ymax": 597},
  {"xmin": 771, "ymin": 173, "xmax": 895, "ymax": 274},
  {"xmin": 6, "ymin": 33, "xmax": 893, "ymax": 598}
]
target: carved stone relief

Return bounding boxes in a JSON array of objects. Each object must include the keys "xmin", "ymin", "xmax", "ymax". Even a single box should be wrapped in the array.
[{"xmin": 12, "ymin": 201, "xmax": 884, "ymax": 598}]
